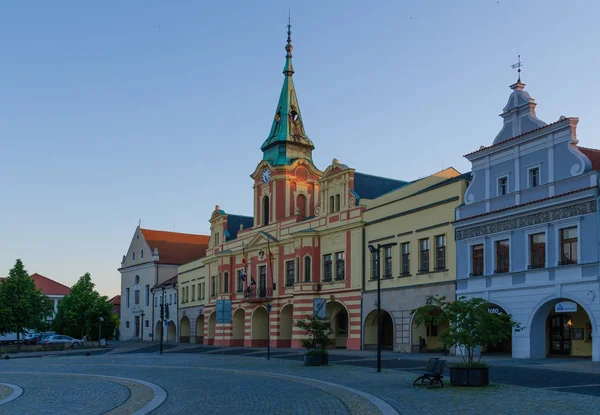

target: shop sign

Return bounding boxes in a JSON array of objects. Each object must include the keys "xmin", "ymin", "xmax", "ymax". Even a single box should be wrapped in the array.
[
  {"xmin": 555, "ymin": 301, "xmax": 578, "ymax": 313},
  {"xmin": 487, "ymin": 305, "xmax": 505, "ymax": 315}
]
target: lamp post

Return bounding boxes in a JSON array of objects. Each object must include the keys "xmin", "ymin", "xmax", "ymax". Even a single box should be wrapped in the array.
[
  {"xmin": 99, "ymin": 317, "xmax": 104, "ymax": 347},
  {"xmin": 368, "ymin": 242, "xmax": 397, "ymax": 373}
]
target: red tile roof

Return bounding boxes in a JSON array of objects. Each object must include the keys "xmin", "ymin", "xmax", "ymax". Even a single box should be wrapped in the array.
[
  {"xmin": 140, "ymin": 228, "xmax": 209, "ymax": 265},
  {"xmin": 109, "ymin": 295, "xmax": 121, "ymax": 305},
  {"xmin": 30, "ymin": 273, "xmax": 71, "ymax": 296},
  {"xmin": 454, "ymin": 186, "xmax": 596, "ymax": 223},
  {"xmin": 463, "ymin": 118, "xmax": 571, "ymax": 157},
  {"xmin": 579, "ymin": 147, "xmax": 600, "ymax": 170},
  {"xmin": 153, "ymin": 275, "xmax": 178, "ymax": 289}
]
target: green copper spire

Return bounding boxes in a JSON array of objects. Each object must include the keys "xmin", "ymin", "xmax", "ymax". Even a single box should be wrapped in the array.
[{"xmin": 261, "ymin": 18, "xmax": 314, "ymax": 166}]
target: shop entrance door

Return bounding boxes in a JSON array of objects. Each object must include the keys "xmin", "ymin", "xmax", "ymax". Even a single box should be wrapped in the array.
[{"xmin": 549, "ymin": 315, "xmax": 571, "ymax": 355}]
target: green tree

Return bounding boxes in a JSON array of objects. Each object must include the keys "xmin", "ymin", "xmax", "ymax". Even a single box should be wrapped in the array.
[
  {"xmin": 296, "ymin": 315, "xmax": 332, "ymax": 355},
  {"xmin": 53, "ymin": 273, "xmax": 113, "ymax": 341},
  {"xmin": 411, "ymin": 295, "xmax": 523, "ymax": 366},
  {"xmin": 0, "ymin": 259, "xmax": 53, "ymax": 346}
]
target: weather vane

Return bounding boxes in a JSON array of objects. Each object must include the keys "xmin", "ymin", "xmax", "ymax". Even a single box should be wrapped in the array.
[{"xmin": 511, "ymin": 55, "xmax": 523, "ymax": 81}]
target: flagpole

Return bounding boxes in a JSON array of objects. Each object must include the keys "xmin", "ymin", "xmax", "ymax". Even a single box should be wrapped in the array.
[{"xmin": 267, "ymin": 238, "xmax": 275, "ymax": 294}]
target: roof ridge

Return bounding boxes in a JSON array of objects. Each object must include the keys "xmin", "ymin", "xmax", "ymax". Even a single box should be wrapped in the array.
[
  {"xmin": 30, "ymin": 273, "xmax": 71, "ymax": 291},
  {"xmin": 354, "ymin": 171, "xmax": 407, "ymax": 182},
  {"xmin": 140, "ymin": 228, "xmax": 209, "ymax": 237}
]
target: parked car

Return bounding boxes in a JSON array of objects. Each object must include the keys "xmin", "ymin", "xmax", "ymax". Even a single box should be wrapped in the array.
[
  {"xmin": 42, "ymin": 335, "xmax": 84, "ymax": 350},
  {"xmin": 22, "ymin": 333, "xmax": 39, "ymax": 345}
]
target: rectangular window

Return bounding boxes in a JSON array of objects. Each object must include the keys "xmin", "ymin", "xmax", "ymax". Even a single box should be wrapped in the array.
[
  {"xmin": 169, "ymin": 294, "xmax": 172, "ymax": 304},
  {"xmin": 125, "ymin": 321, "xmax": 130, "ymax": 328},
  {"xmin": 401, "ymin": 242, "xmax": 410, "ymax": 276},
  {"xmin": 214, "ymin": 232, "xmax": 220, "ymax": 246},
  {"xmin": 174, "ymin": 292, "xmax": 177, "ymax": 304},
  {"xmin": 329, "ymin": 196, "xmax": 335, "ymax": 213},
  {"xmin": 335, "ymin": 252, "xmax": 345, "ymax": 280},
  {"xmin": 471, "ymin": 244, "xmax": 484, "ymax": 276},
  {"xmin": 145, "ymin": 285, "xmax": 150, "ymax": 307},
  {"xmin": 371, "ymin": 251, "xmax": 379, "ymax": 279},
  {"xmin": 145, "ymin": 320, "xmax": 149, "ymax": 328},
  {"xmin": 560, "ymin": 227, "xmax": 578, "ymax": 265},
  {"xmin": 211, "ymin": 276, "xmax": 216, "ymax": 297},
  {"xmin": 286, "ymin": 261, "xmax": 295, "ymax": 287},
  {"xmin": 126, "ymin": 288, "xmax": 130, "ymax": 308},
  {"xmin": 134, "ymin": 289, "xmax": 140, "ymax": 305},
  {"xmin": 237, "ymin": 270, "xmax": 244, "ymax": 293},
  {"xmin": 435, "ymin": 235, "xmax": 446, "ymax": 270},
  {"xmin": 498, "ymin": 176, "xmax": 508, "ymax": 195},
  {"xmin": 383, "ymin": 247, "xmax": 392, "ymax": 278},
  {"xmin": 295, "ymin": 257, "xmax": 300, "ymax": 283},
  {"xmin": 335, "ymin": 194, "xmax": 340, "ymax": 212},
  {"xmin": 529, "ymin": 167, "xmax": 540, "ymax": 188},
  {"xmin": 419, "ymin": 238, "xmax": 429, "ymax": 273},
  {"xmin": 223, "ymin": 274, "xmax": 229, "ymax": 293},
  {"xmin": 495, "ymin": 239, "xmax": 510, "ymax": 273},
  {"xmin": 529, "ymin": 233, "xmax": 546, "ymax": 269},
  {"xmin": 191, "ymin": 284, "xmax": 195, "ymax": 301},
  {"xmin": 323, "ymin": 254, "xmax": 333, "ymax": 282},
  {"xmin": 155, "ymin": 296, "xmax": 157, "ymax": 307},
  {"xmin": 304, "ymin": 256, "xmax": 311, "ymax": 282}
]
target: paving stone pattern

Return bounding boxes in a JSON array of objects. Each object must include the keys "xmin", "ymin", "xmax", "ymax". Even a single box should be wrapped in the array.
[{"xmin": 1, "ymin": 351, "xmax": 600, "ymax": 414}]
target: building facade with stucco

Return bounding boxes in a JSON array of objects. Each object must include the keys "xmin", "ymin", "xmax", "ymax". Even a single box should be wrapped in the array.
[
  {"xmin": 454, "ymin": 77, "xmax": 600, "ymax": 361},
  {"xmin": 118, "ymin": 226, "xmax": 208, "ymax": 341},
  {"xmin": 361, "ymin": 169, "xmax": 469, "ymax": 353}
]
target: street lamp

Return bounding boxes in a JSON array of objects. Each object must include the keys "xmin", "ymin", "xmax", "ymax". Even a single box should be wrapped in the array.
[
  {"xmin": 99, "ymin": 317, "xmax": 104, "ymax": 347},
  {"xmin": 368, "ymin": 242, "xmax": 397, "ymax": 373}
]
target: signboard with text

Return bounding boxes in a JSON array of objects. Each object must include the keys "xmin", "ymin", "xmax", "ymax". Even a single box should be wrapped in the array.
[
  {"xmin": 216, "ymin": 299, "xmax": 232, "ymax": 324},
  {"xmin": 555, "ymin": 301, "xmax": 578, "ymax": 313}
]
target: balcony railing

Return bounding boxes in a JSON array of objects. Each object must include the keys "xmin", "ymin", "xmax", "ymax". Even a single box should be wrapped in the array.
[{"xmin": 244, "ymin": 285, "xmax": 273, "ymax": 302}]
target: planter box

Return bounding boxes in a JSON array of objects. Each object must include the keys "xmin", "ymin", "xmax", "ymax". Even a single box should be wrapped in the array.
[
  {"xmin": 449, "ymin": 366, "xmax": 489, "ymax": 386},
  {"xmin": 303, "ymin": 353, "xmax": 329, "ymax": 366}
]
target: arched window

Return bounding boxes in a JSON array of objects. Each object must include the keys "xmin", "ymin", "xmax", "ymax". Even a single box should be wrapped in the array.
[
  {"xmin": 263, "ymin": 196, "xmax": 270, "ymax": 226},
  {"xmin": 304, "ymin": 256, "xmax": 311, "ymax": 282},
  {"xmin": 296, "ymin": 194, "xmax": 307, "ymax": 217},
  {"xmin": 223, "ymin": 272, "xmax": 229, "ymax": 293},
  {"xmin": 296, "ymin": 257, "xmax": 300, "ymax": 282}
]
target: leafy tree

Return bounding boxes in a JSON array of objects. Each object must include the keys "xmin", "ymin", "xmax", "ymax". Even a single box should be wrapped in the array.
[
  {"xmin": 0, "ymin": 259, "xmax": 53, "ymax": 346},
  {"xmin": 53, "ymin": 273, "xmax": 114, "ymax": 341},
  {"xmin": 296, "ymin": 315, "xmax": 332, "ymax": 355},
  {"xmin": 411, "ymin": 295, "xmax": 523, "ymax": 366}
]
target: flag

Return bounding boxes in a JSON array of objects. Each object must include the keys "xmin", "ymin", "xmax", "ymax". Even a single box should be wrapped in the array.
[{"xmin": 240, "ymin": 270, "xmax": 247, "ymax": 281}]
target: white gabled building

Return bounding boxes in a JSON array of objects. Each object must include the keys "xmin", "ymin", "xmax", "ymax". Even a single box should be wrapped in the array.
[{"xmin": 118, "ymin": 226, "xmax": 209, "ymax": 341}]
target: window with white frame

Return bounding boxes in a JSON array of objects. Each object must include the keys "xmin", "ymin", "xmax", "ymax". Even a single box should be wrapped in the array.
[
  {"xmin": 560, "ymin": 227, "xmax": 578, "ymax": 265},
  {"xmin": 495, "ymin": 239, "xmax": 510, "ymax": 273},
  {"xmin": 286, "ymin": 260, "xmax": 295, "ymax": 287},
  {"xmin": 435, "ymin": 235, "xmax": 446, "ymax": 270},
  {"xmin": 383, "ymin": 247, "xmax": 393, "ymax": 278},
  {"xmin": 401, "ymin": 242, "xmax": 410, "ymax": 276},
  {"xmin": 145, "ymin": 284, "xmax": 150, "ymax": 307},
  {"xmin": 419, "ymin": 238, "xmax": 429, "ymax": 273},
  {"xmin": 528, "ymin": 166, "xmax": 540, "ymax": 188},
  {"xmin": 126, "ymin": 288, "xmax": 130, "ymax": 308},
  {"xmin": 529, "ymin": 233, "xmax": 546, "ymax": 269},
  {"xmin": 471, "ymin": 244, "xmax": 484, "ymax": 276},
  {"xmin": 498, "ymin": 176, "xmax": 508, "ymax": 196},
  {"xmin": 335, "ymin": 252, "xmax": 345, "ymax": 280}
]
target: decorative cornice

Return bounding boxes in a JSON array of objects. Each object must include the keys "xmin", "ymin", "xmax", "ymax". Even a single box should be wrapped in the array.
[{"xmin": 456, "ymin": 200, "xmax": 597, "ymax": 241}]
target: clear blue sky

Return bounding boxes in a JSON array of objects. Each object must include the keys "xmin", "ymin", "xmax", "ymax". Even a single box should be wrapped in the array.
[{"xmin": 1, "ymin": 1, "xmax": 599, "ymax": 296}]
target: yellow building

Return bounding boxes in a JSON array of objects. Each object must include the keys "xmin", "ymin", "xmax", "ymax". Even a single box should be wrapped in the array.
[
  {"xmin": 361, "ymin": 168, "xmax": 469, "ymax": 353},
  {"xmin": 177, "ymin": 258, "xmax": 208, "ymax": 344}
]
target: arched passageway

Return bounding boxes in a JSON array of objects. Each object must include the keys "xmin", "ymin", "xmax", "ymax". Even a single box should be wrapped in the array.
[
  {"xmin": 411, "ymin": 305, "xmax": 448, "ymax": 353},
  {"xmin": 279, "ymin": 304, "xmax": 294, "ymax": 348},
  {"xmin": 167, "ymin": 320, "xmax": 177, "ymax": 342},
  {"xmin": 232, "ymin": 308, "xmax": 246, "ymax": 347},
  {"xmin": 180, "ymin": 316, "xmax": 190, "ymax": 343},
  {"xmin": 363, "ymin": 309, "xmax": 394, "ymax": 349},
  {"xmin": 195, "ymin": 315, "xmax": 205, "ymax": 344},
  {"xmin": 251, "ymin": 307, "xmax": 269, "ymax": 347},
  {"xmin": 530, "ymin": 298, "xmax": 594, "ymax": 359},
  {"xmin": 327, "ymin": 301, "xmax": 349, "ymax": 349}
]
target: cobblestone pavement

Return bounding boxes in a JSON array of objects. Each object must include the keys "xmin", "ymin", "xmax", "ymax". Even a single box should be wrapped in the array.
[{"xmin": 1, "ymin": 351, "xmax": 600, "ymax": 414}]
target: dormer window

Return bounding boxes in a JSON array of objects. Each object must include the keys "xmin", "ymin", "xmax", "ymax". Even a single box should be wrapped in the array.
[
  {"xmin": 329, "ymin": 194, "xmax": 341, "ymax": 213},
  {"xmin": 498, "ymin": 176, "xmax": 508, "ymax": 196}
]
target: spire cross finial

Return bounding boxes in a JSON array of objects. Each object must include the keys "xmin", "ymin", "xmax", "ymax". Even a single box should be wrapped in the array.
[
  {"xmin": 511, "ymin": 54, "xmax": 523, "ymax": 82},
  {"xmin": 287, "ymin": 11, "xmax": 292, "ymax": 47}
]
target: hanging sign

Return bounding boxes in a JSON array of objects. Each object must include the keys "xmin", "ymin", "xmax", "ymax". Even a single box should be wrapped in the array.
[
  {"xmin": 313, "ymin": 298, "xmax": 326, "ymax": 318},
  {"xmin": 555, "ymin": 301, "xmax": 578, "ymax": 313},
  {"xmin": 216, "ymin": 299, "xmax": 232, "ymax": 324}
]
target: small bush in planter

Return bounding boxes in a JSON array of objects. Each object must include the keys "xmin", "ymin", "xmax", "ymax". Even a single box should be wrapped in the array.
[
  {"xmin": 411, "ymin": 295, "xmax": 522, "ymax": 386},
  {"xmin": 296, "ymin": 315, "xmax": 332, "ymax": 366}
]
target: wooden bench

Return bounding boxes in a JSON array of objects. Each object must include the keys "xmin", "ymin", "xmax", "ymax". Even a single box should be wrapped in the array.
[{"xmin": 412, "ymin": 358, "xmax": 447, "ymax": 388}]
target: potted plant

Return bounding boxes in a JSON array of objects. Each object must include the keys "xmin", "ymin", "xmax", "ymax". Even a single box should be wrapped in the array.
[
  {"xmin": 296, "ymin": 315, "xmax": 332, "ymax": 366},
  {"xmin": 411, "ymin": 295, "xmax": 522, "ymax": 386}
]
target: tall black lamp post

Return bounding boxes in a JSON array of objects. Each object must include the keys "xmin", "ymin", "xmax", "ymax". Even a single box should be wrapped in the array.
[{"xmin": 368, "ymin": 242, "xmax": 397, "ymax": 373}]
